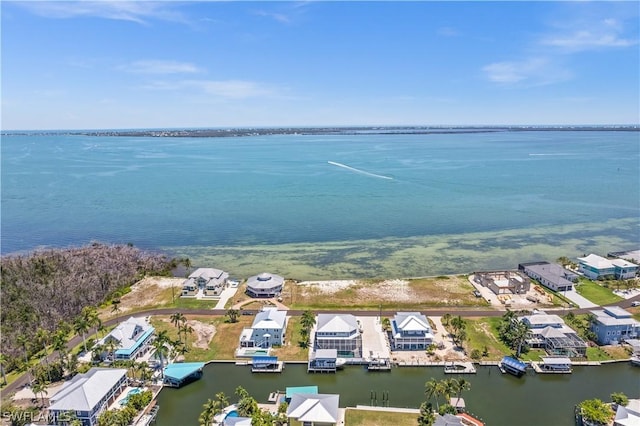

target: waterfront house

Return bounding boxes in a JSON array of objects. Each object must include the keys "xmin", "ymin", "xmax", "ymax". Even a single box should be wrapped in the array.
[
  {"xmin": 614, "ymin": 399, "xmax": 640, "ymax": 426},
  {"xmin": 578, "ymin": 254, "xmax": 638, "ymax": 280},
  {"xmin": 286, "ymin": 393, "xmax": 340, "ymax": 426},
  {"xmin": 474, "ymin": 271, "xmax": 530, "ymax": 295},
  {"xmin": 522, "ymin": 313, "xmax": 587, "ymax": 357},
  {"xmin": 181, "ymin": 267, "xmax": 229, "ymax": 297},
  {"xmin": 590, "ymin": 306, "xmax": 640, "ymax": 345},
  {"xmin": 314, "ymin": 313, "xmax": 362, "ymax": 358},
  {"xmin": 245, "ymin": 272, "xmax": 284, "ymax": 298},
  {"xmin": 98, "ymin": 317, "xmax": 155, "ymax": 361},
  {"xmin": 390, "ymin": 312, "xmax": 434, "ymax": 350},
  {"xmin": 520, "ymin": 262, "xmax": 577, "ymax": 292},
  {"xmin": 239, "ymin": 307, "xmax": 288, "ymax": 348},
  {"xmin": 49, "ymin": 368, "xmax": 128, "ymax": 426}
]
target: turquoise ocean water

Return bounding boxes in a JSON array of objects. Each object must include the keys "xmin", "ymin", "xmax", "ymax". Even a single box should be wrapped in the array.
[{"xmin": 2, "ymin": 131, "xmax": 638, "ymax": 279}]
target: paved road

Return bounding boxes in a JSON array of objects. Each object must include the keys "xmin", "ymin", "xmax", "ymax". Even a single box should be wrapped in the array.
[{"xmin": 3, "ymin": 294, "xmax": 639, "ymax": 397}]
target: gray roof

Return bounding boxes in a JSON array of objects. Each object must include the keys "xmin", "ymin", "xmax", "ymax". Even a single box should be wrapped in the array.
[
  {"xmin": 251, "ymin": 307, "xmax": 287, "ymax": 330},
  {"xmin": 287, "ymin": 393, "xmax": 339, "ymax": 423},
  {"xmin": 524, "ymin": 263, "xmax": 574, "ymax": 287},
  {"xmin": 189, "ymin": 267, "xmax": 227, "ymax": 280},
  {"xmin": 49, "ymin": 368, "xmax": 127, "ymax": 412},
  {"xmin": 246, "ymin": 272, "xmax": 284, "ymax": 290},
  {"xmin": 591, "ymin": 308, "xmax": 639, "ymax": 326},
  {"xmin": 313, "ymin": 348, "xmax": 338, "ymax": 359},
  {"xmin": 101, "ymin": 317, "xmax": 154, "ymax": 351},
  {"xmin": 434, "ymin": 414, "xmax": 464, "ymax": 426},
  {"xmin": 522, "ymin": 314, "xmax": 564, "ymax": 327},
  {"xmin": 317, "ymin": 314, "xmax": 358, "ymax": 333}
]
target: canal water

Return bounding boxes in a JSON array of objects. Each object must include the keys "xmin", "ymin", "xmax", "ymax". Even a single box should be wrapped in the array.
[{"xmin": 155, "ymin": 362, "xmax": 639, "ymax": 426}]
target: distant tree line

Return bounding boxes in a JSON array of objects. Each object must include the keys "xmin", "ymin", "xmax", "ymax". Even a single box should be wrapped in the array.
[{"xmin": 0, "ymin": 242, "xmax": 177, "ymax": 372}]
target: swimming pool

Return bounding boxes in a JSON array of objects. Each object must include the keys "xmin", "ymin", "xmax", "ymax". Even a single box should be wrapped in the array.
[{"xmin": 119, "ymin": 388, "xmax": 143, "ymax": 406}]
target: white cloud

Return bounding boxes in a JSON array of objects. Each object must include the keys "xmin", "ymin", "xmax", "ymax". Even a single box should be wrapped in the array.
[
  {"xmin": 141, "ymin": 79, "xmax": 277, "ymax": 99},
  {"xmin": 15, "ymin": 1, "xmax": 187, "ymax": 25},
  {"xmin": 118, "ymin": 60, "xmax": 204, "ymax": 74},
  {"xmin": 483, "ymin": 57, "xmax": 571, "ymax": 86},
  {"xmin": 253, "ymin": 10, "xmax": 291, "ymax": 24},
  {"xmin": 541, "ymin": 17, "xmax": 638, "ymax": 51}
]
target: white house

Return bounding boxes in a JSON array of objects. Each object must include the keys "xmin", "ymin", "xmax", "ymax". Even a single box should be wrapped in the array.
[
  {"xmin": 239, "ymin": 307, "xmax": 288, "ymax": 348},
  {"xmin": 49, "ymin": 368, "xmax": 128, "ymax": 426},
  {"xmin": 287, "ymin": 393, "xmax": 340, "ymax": 426},
  {"xmin": 314, "ymin": 314, "xmax": 362, "ymax": 358},
  {"xmin": 99, "ymin": 317, "xmax": 155, "ymax": 361},
  {"xmin": 522, "ymin": 262, "xmax": 577, "ymax": 292},
  {"xmin": 522, "ymin": 312, "xmax": 587, "ymax": 357},
  {"xmin": 245, "ymin": 272, "xmax": 284, "ymax": 298},
  {"xmin": 390, "ymin": 312, "xmax": 434, "ymax": 350},
  {"xmin": 578, "ymin": 254, "xmax": 638, "ymax": 280}
]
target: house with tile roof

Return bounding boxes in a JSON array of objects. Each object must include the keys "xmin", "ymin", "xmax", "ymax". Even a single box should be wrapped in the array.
[
  {"xmin": 590, "ymin": 306, "xmax": 640, "ymax": 345},
  {"xmin": 98, "ymin": 317, "xmax": 155, "ymax": 361},
  {"xmin": 245, "ymin": 272, "xmax": 284, "ymax": 298},
  {"xmin": 314, "ymin": 313, "xmax": 362, "ymax": 358},
  {"xmin": 390, "ymin": 312, "xmax": 434, "ymax": 350},
  {"xmin": 239, "ymin": 307, "xmax": 288, "ymax": 348},
  {"xmin": 48, "ymin": 368, "xmax": 128, "ymax": 426},
  {"xmin": 286, "ymin": 393, "xmax": 340, "ymax": 426}
]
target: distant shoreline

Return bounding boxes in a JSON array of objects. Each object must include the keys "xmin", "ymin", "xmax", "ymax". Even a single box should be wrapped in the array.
[{"xmin": 3, "ymin": 125, "xmax": 639, "ymax": 137}]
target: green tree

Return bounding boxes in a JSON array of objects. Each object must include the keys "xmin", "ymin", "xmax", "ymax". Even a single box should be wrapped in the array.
[
  {"xmin": 31, "ymin": 380, "xmax": 48, "ymax": 407},
  {"xmin": 236, "ymin": 386, "xmax": 259, "ymax": 417},
  {"xmin": 152, "ymin": 330, "xmax": 171, "ymax": 372},
  {"xmin": 73, "ymin": 316, "xmax": 91, "ymax": 354},
  {"xmin": 300, "ymin": 310, "xmax": 316, "ymax": 331},
  {"xmin": 226, "ymin": 309, "xmax": 240, "ymax": 324},
  {"xmin": 455, "ymin": 378, "xmax": 471, "ymax": 401},
  {"xmin": 441, "ymin": 313, "xmax": 452, "ymax": 327},
  {"xmin": 179, "ymin": 323, "xmax": 194, "ymax": 347},
  {"xmin": 170, "ymin": 312, "xmax": 186, "ymax": 329},
  {"xmin": 611, "ymin": 392, "xmax": 629, "ymax": 407},
  {"xmin": 199, "ymin": 399, "xmax": 217, "ymax": 426},
  {"xmin": 424, "ymin": 378, "xmax": 441, "ymax": 411},
  {"xmin": 417, "ymin": 402, "xmax": 436, "ymax": 426},
  {"xmin": 0, "ymin": 353, "xmax": 8, "ymax": 385},
  {"xmin": 578, "ymin": 398, "xmax": 614, "ymax": 425}
]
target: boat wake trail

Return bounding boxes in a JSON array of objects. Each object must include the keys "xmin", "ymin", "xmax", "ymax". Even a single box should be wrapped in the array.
[{"xmin": 327, "ymin": 161, "xmax": 393, "ymax": 180}]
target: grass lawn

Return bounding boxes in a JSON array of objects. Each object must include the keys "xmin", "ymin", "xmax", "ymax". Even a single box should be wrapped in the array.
[
  {"xmin": 586, "ymin": 346, "xmax": 615, "ymax": 361},
  {"xmin": 271, "ymin": 316, "xmax": 310, "ymax": 361},
  {"xmin": 464, "ymin": 317, "xmax": 512, "ymax": 361},
  {"xmin": 344, "ymin": 409, "xmax": 418, "ymax": 426},
  {"xmin": 150, "ymin": 315, "xmax": 252, "ymax": 361},
  {"xmin": 575, "ymin": 278, "xmax": 623, "ymax": 306},
  {"xmin": 288, "ymin": 275, "xmax": 489, "ymax": 310}
]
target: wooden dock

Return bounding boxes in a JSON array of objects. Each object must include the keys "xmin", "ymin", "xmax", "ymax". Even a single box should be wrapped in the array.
[{"xmin": 252, "ymin": 361, "xmax": 284, "ymax": 373}]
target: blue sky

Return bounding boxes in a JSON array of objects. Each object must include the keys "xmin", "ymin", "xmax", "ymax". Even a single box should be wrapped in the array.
[{"xmin": 2, "ymin": 1, "xmax": 639, "ymax": 130}]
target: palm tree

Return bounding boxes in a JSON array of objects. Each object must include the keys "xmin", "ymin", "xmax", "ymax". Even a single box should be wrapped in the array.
[
  {"xmin": 418, "ymin": 401, "xmax": 436, "ymax": 426},
  {"xmin": 455, "ymin": 378, "xmax": 471, "ymax": 401},
  {"xmin": 83, "ymin": 307, "xmax": 102, "ymax": 342},
  {"xmin": 34, "ymin": 328, "xmax": 52, "ymax": 382},
  {"xmin": 424, "ymin": 378, "xmax": 441, "ymax": 411},
  {"xmin": 17, "ymin": 334, "xmax": 31, "ymax": 367},
  {"xmin": 199, "ymin": 399, "xmax": 217, "ymax": 426},
  {"xmin": 300, "ymin": 310, "xmax": 316, "ymax": 331},
  {"xmin": 52, "ymin": 330, "xmax": 69, "ymax": 368},
  {"xmin": 73, "ymin": 316, "xmax": 90, "ymax": 354},
  {"xmin": 170, "ymin": 312, "xmax": 186, "ymax": 329},
  {"xmin": 179, "ymin": 323, "xmax": 194, "ymax": 347},
  {"xmin": 31, "ymin": 381, "xmax": 48, "ymax": 407},
  {"xmin": 152, "ymin": 330, "xmax": 171, "ymax": 373},
  {"xmin": 513, "ymin": 320, "xmax": 531, "ymax": 358},
  {"xmin": 442, "ymin": 379, "xmax": 458, "ymax": 402},
  {"xmin": 226, "ymin": 309, "xmax": 240, "ymax": 324},
  {"xmin": 441, "ymin": 313, "xmax": 452, "ymax": 327}
]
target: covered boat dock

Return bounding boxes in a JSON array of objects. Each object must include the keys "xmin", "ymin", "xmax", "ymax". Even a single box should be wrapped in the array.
[
  {"xmin": 163, "ymin": 362, "xmax": 205, "ymax": 387},
  {"xmin": 499, "ymin": 356, "xmax": 528, "ymax": 377},
  {"xmin": 532, "ymin": 357, "xmax": 572, "ymax": 373}
]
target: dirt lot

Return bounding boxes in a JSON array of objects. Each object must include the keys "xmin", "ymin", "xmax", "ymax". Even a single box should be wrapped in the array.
[
  {"xmin": 288, "ymin": 275, "xmax": 488, "ymax": 309},
  {"xmin": 100, "ymin": 276, "xmax": 184, "ymax": 319}
]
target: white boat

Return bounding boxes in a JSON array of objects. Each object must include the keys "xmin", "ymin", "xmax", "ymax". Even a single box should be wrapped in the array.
[{"xmin": 630, "ymin": 355, "xmax": 640, "ymax": 366}]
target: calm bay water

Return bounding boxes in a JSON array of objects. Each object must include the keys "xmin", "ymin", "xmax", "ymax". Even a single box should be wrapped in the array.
[
  {"xmin": 2, "ymin": 131, "xmax": 638, "ymax": 278},
  {"xmin": 155, "ymin": 362, "xmax": 640, "ymax": 426}
]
